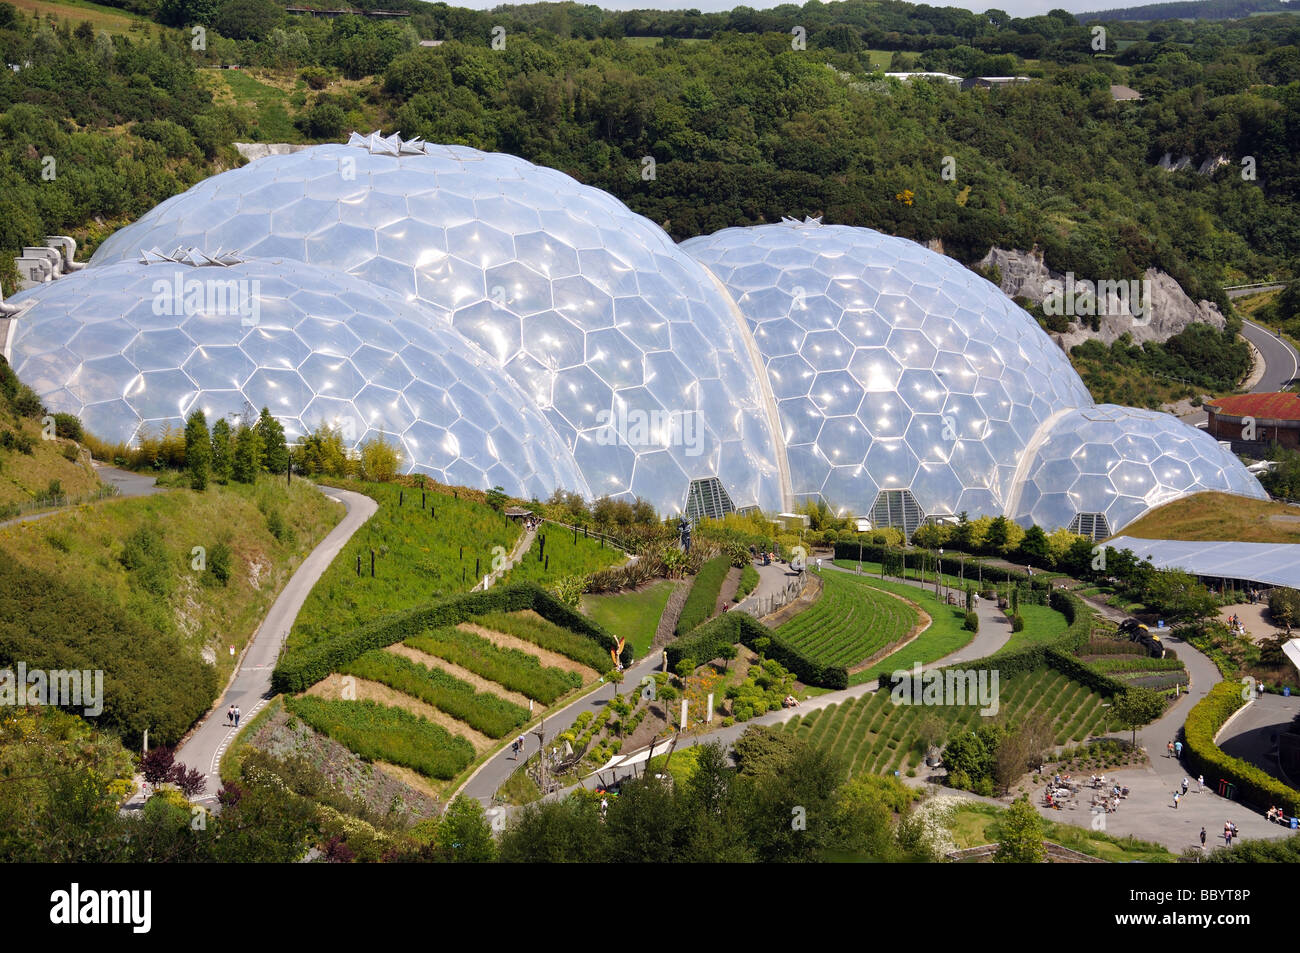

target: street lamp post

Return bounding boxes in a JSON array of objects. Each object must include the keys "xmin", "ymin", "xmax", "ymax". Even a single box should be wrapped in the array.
[{"xmin": 937, "ymin": 548, "xmax": 944, "ymax": 601}]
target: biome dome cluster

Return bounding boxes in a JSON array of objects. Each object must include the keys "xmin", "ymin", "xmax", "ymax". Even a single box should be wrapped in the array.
[{"xmin": 7, "ymin": 133, "xmax": 1267, "ymax": 533}]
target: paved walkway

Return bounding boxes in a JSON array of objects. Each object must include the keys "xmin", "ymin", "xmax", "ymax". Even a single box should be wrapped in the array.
[
  {"xmin": 0, "ymin": 462, "xmax": 163, "ymax": 529},
  {"xmin": 1217, "ymin": 602, "xmax": 1281, "ymax": 644},
  {"xmin": 1217, "ymin": 692, "xmax": 1300, "ymax": 787},
  {"xmin": 169, "ymin": 485, "xmax": 377, "ymax": 802}
]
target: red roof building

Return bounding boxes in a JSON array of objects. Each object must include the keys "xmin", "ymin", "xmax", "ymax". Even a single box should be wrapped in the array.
[{"xmin": 1206, "ymin": 392, "xmax": 1300, "ymax": 449}]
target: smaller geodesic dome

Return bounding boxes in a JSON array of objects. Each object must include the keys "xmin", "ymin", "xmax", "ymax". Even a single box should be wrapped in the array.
[
  {"xmin": 8, "ymin": 250, "xmax": 590, "ymax": 501},
  {"xmin": 1010, "ymin": 405, "xmax": 1269, "ymax": 538}
]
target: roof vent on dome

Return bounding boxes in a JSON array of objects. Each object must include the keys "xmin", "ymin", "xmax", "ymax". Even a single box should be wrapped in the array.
[
  {"xmin": 138, "ymin": 247, "xmax": 245, "ymax": 267},
  {"xmin": 346, "ymin": 130, "xmax": 430, "ymax": 156},
  {"xmin": 779, "ymin": 215, "xmax": 824, "ymax": 227}
]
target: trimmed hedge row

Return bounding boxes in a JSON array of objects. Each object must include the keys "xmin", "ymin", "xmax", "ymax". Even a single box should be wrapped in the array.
[
  {"xmin": 674, "ymin": 555, "xmax": 733, "ymax": 636},
  {"xmin": 1183, "ymin": 681, "xmax": 1300, "ymax": 816},
  {"xmin": 666, "ymin": 611, "xmax": 849, "ymax": 690},
  {"xmin": 273, "ymin": 583, "xmax": 624, "ymax": 694},
  {"xmin": 831, "ymin": 542, "xmax": 1056, "ymax": 591}
]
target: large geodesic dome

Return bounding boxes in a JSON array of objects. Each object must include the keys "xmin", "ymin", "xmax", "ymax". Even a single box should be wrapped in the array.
[
  {"xmin": 7, "ymin": 250, "xmax": 589, "ymax": 501},
  {"xmin": 682, "ymin": 219, "xmax": 1095, "ymax": 528},
  {"xmin": 90, "ymin": 132, "xmax": 785, "ymax": 515},
  {"xmin": 1010, "ymin": 405, "xmax": 1270, "ymax": 538}
]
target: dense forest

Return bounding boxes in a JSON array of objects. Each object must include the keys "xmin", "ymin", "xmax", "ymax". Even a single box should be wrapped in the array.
[{"xmin": 3, "ymin": 0, "xmax": 1300, "ymax": 370}]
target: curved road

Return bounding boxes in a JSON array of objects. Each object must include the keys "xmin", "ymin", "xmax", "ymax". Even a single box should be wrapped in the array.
[
  {"xmin": 1241, "ymin": 319, "xmax": 1299, "ymax": 394},
  {"xmin": 172, "ymin": 485, "xmax": 377, "ymax": 801}
]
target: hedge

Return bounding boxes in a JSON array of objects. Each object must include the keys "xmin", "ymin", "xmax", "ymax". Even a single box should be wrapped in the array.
[
  {"xmin": 666, "ymin": 611, "xmax": 849, "ymax": 690},
  {"xmin": 675, "ymin": 555, "xmax": 732, "ymax": 636},
  {"xmin": 273, "ymin": 583, "xmax": 625, "ymax": 694},
  {"xmin": 832, "ymin": 542, "xmax": 1056, "ymax": 591},
  {"xmin": 1183, "ymin": 681, "xmax": 1300, "ymax": 816}
]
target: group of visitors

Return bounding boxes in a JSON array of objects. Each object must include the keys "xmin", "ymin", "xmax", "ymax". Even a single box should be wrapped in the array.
[
  {"xmin": 510, "ymin": 733, "xmax": 526, "ymax": 759},
  {"xmin": 1266, "ymin": 805, "xmax": 1292, "ymax": 825},
  {"xmin": 225, "ymin": 704, "xmax": 241, "ymax": 726},
  {"xmin": 1226, "ymin": 612, "xmax": 1248, "ymax": 636},
  {"xmin": 1166, "ymin": 739, "xmax": 1183, "ymax": 759}
]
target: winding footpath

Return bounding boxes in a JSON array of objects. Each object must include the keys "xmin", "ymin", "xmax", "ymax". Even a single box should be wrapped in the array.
[{"xmin": 171, "ymin": 485, "xmax": 378, "ymax": 802}]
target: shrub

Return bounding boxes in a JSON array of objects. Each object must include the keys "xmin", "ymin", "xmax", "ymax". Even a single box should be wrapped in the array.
[
  {"xmin": 284, "ymin": 696, "xmax": 474, "ymax": 780},
  {"xmin": 1011, "ymin": 614, "xmax": 1025, "ymax": 632},
  {"xmin": 52, "ymin": 413, "xmax": 83, "ymax": 442},
  {"xmin": 964, "ymin": 611, "xmax": 979, "ymax": 632},
  {"xmin": 208, "ymin": 541, "xmax": 232, "ymax": 586}
]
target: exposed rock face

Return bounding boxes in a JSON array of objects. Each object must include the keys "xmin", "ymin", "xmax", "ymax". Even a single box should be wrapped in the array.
[
  {"xmin": 234, "ymin": 142, "xmax": 311, "ymax": 161},
  {"xmin": 976, "ymin": 247, "xmax": 1225, "ymax": 348}
]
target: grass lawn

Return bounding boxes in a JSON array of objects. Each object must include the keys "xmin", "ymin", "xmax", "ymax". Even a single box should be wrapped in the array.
[
  {"xmin": 1001, "ymin": 603, "xmax": 1069, "ymax": 653},
  {"xmin": 948, "ymin": 802, "xmax": 1175, "ymax": 863},
  {"xmin": 287, "ymin": 479, "xmax": 520, "ymax": 658},
  {"xmin": 0, "ymin": 474, "xmax": 339, "ymax": 688},
  {"xmin": 8, "ymin": 0, "xmax": 153, "ymax": 33},
  {"xmin": 1116, "ymin": 492, "xmax": 1300, "ymax": 545},
  {"xmin": 507, "ymin": 523, "xmax": 626, "ymax": 585},
  {"xmin": 204, "ymin": 69, "xmax": 301, "ymax": 143},
  {"xmin": 581, "ymin": 579, "xmax": 675, "ymax": 658}
]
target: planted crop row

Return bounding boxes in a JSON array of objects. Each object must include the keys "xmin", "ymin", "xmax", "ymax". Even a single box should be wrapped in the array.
[
  {"xmin": 284, "ymin": 695, "xmax": 474, "ymax": 780},
  {"xmin": 507, "ymin": 525, "xmax": 625, "ymax": 583},
  {"xmin": 474, "ymin": 610, "xmax": 612, "ymax": 672},
  {"xmin": 1089, "ymin": 656, "xmax": 1186, "ymax": 674},
  {"xmin": 776, "ymin": 571, "xmax": 915, "ymax": 668},
  {"xmin": 341, "ymin": 649, "xmax": 529, "ymax": 738},
  {"xmin": 784, "ymin": 669, "xmax": 1110, "ymax": 777},
  {"xmin": 405, "ymin": 626, "xmax": 580, "ymax": 705},
  {"xmin": 675, "ymin": 555, "xmax": 732, "ymax": 635}
]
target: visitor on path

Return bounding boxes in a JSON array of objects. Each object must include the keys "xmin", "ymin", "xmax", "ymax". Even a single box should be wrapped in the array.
[
  {"xmin": 1224, "ymin": 821, "xmax": 1231, "ymax": 845},
  {"xmin": 1167, "ymin": 741, "xmax": 1175, "ymax": 758},
  {"xmin": 1182, "ymin": 778, "xmax": 1189, "ymax": 796},
  {"xmin": 510, "ymin": 739, "xmax": 519, "ymax": 759},
  {"xmin": 1200, "ymin": 828, "xmax": 1207, "ymax": 849},
  {"xmin": 1175, "ymin": 740, "xmax": 1183, "ymax": 759},
  {"xmin": 227, "ymin": 705, "xmax": 234, "ymax": 726},
  {"xmin": 1173, "ymin": 792, "xmax": 1181, "ymax": 809},
  {"xmin": 234, "ymin": 705, "xmax": 241, "ymax": 726},
  {"xmin": 1198, "ymin": 774, "xmax": 1204, "ymax": 793}
]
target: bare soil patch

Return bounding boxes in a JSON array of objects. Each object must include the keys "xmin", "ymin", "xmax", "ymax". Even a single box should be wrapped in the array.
[{"xmin": 459, "ymin": 620, "xmax": 599, "ymax": 680}]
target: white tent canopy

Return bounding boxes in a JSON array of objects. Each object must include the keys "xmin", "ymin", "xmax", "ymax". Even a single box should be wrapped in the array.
[{"xmin": 1107, "ymin": 536, "xmax": 1300, "ymax": 591}]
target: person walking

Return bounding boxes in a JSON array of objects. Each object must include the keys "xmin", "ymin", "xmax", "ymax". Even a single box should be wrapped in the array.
[
  {"xmin": 1173, "ymin": 792, "xmax": 1181, "ymax": 809},
  {"xmin": 234, "ymin": 705, "xmax": 241, "ymax": 727},
  {"xmin": 1200, "ymin": 827, "xmax": 1207, "ymax": 849},
  {"xmin": 1198, "ymin": 774, "xmax": 1204, "ymax": 793},
  {"xmin": 1167, "ymin": 741, "xmax": 1175, "ymax": 758},
  {"xmin": 510, "ymin": 738, "xmax": 519, "ymax": 760},
  {"xmin": 1174, "ymin": 740, "xmax": 1183, "ymax": 759},
  {"xmin": 1182, "ymin": 777, "xmax": 1189, "ymax": 796},
  {"xmin": 227, "ymin": 704, "xmax": 234, "ymax": 726}
]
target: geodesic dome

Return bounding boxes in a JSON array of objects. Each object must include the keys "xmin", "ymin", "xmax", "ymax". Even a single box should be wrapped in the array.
[
  {"xmin": 1010, "ymin": 405, "xmax": 1271, "ymax": 538},
  {"xmin": 682, "ymin": 219, "xmax": 1095, "ymax": 524},
  {"xmin": 8, "ymin": 251, "xmax": 590, "ymax": 501},
  {"xmin": 89, "ymin": 132, "xmax": 784, "ymax": 515}
]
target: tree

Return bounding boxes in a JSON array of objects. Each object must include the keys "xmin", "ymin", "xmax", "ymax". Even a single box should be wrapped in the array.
[
  {"xmin": 231, "ymin": 423, "xmax": 262, "ymax": 484},
  {"xmin": 213, "ymin": 0, "xmax": 283, "ymax": 40},
  {"xmin": 1111, "ymin": 688, "xmax": 1165, "ymax": 747},
  {"xmin": 1018, "ymin": 525, "xmax": 1053, "ymax": 569},
  {"xmin": 603, "ymin": 775, "xmax": 679, "ymax": 862},
  {"xmin": 718, "ymin": 643, "xmax": 738, "ymax": 672},
  {"xmin": 297, "ymin": 422, "xmax": 348, "ymax": 477},
  {"xmin": 434, "ymin": 796, "xmax": 496, "ymax": 862},
  {"xmin": 256, "ymin": 407, "xmax": 288, "ymax": 476},
  {"xmin": 210, "ymin": 419, "xmax": 233, "ymax": 485},
  {"xmin": 183, "ymin": 410, "xmax": 210, "ymax": 491},
  {"xmin": 995, "ymin": 794, "xmax": 1045, "ymax": 863},
  {"xmin": 498, "ymin": 798, "xmax": 606, "ymax": 862},
  {"xmin": 359, "ymin": 431, "xmax": 402, "ymax": 482}
]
